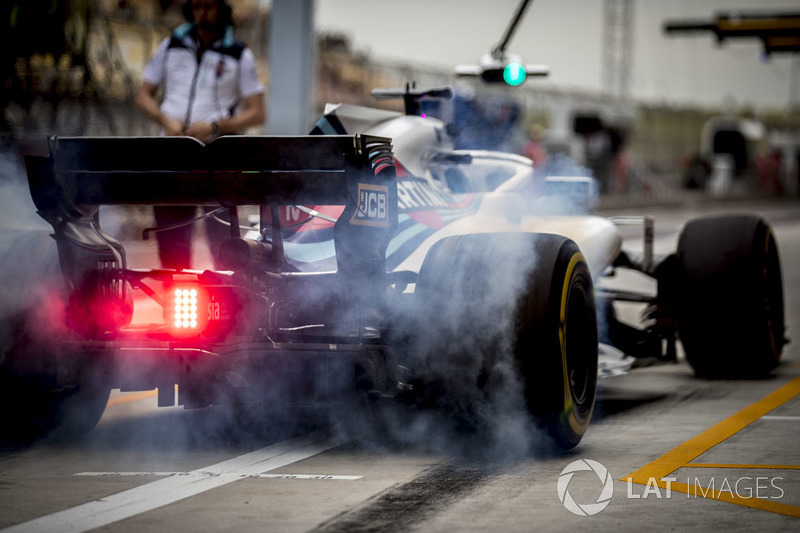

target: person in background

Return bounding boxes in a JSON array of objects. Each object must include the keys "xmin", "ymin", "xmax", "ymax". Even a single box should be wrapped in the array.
[
  {"xmin": 522, "ymin": 123, "xmax": 548, "ymax": 172},
  {"xmin": 135, "ymin": 0, "xmax": 265, "ymax": 269}
]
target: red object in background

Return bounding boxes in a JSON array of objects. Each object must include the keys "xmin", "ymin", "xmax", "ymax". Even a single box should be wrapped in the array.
[
  {"xmin": 756, "ymin": 150, "xmax": 783, "ymax": 194},
  {"xmin": 522, "ymin": 139, "xmax": 548, "ymax": 169}
]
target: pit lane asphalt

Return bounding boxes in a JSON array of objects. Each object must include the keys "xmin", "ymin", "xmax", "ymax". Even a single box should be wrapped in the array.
[{"xmin": 1, "ymin": 196, "xmax": 799, "ymax": 532}]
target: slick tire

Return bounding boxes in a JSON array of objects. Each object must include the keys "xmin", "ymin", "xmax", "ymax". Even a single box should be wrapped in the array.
[
  {"xmin": 0, "ymin": 369, "xmax": 111, "ymax": 446},
  {"xmin": 0, "ymin": 230, "xmax": 110, "ymax": 446},
  {"xmin": 677, "ymin": 215, "xmax": 785, "ymax": 378},
  {"xmin": 415, "ymin": 233, "xmax": 598, "ymax": 451}
]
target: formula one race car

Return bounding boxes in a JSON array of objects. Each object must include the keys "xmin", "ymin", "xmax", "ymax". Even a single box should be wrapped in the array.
[{"xmin": 7, "ymin": 87, "xmax": 785, "ymax": 449}]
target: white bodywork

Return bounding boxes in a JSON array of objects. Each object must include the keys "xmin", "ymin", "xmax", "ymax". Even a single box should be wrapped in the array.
[
  {"xmin": 393, "ymin": 206, "xmax": 622, "ymax": 277},
  {"xmin": 326, "ymin": 103, "xmax": 623, "ymax": 277},
  {"xmin": 323, "ymin": 101, "xmax": 633, "ymax": 376}
]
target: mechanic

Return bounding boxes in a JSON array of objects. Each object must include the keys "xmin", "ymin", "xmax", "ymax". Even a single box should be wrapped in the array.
[{"xmin": 135, "ymin": 0, "xmax": 265, "ymax": 269}]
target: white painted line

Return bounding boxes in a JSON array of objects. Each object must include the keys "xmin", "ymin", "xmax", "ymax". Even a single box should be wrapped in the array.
[
  {"xmin": 75, "ymin": 472, "xmax": 362, "ymax": 481},
  {"xmin": 75, "ymin": 472, "xmax": 185, "ymax": 477},
  {"xmin": 254, "ymin": 474, "xmax": 362, "ymax": 480},
  {"xmin": 761, "ymin": 416, "xmax": 800, "ymax": 421},
  {"xmin": 3, "ymin": 430, "xmax": 341, "ymax": 533}
]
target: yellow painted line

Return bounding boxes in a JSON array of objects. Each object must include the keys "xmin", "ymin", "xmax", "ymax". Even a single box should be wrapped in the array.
[
  {"xmin": 625, "ymin": 375, "xmax": 800, "ymax": 482},
  {"xmin": 687, "ymin": 464, "xmax": 800, "ymax": 470},
  {"xmin": 623, "ymin": 375, "xmax": 800, "ymax": 517},
  {"xmin": 106, "ymin": 390, "xmax": 158, "ymax": 407}
]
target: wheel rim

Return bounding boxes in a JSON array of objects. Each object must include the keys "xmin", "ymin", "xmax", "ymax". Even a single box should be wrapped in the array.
[
  {"xmin": 564, "ymin": 278, "xmax": 596, "ymax": 416},
  {"xmin": 764, "ymin": 231, "xmax": 785, "ymax": 359}
]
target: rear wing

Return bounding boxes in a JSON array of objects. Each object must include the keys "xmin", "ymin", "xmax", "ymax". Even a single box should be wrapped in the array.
[
  {"xmin": 25, "ymin": 135, "xmax": 398, "ymax": 281},
  {"xmin": 27, "ymin": 135, "xmax": 395, "ymax": 209}
]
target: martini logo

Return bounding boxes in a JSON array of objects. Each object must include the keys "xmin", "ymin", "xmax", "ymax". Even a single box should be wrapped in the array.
[
  {"xmin": 557, "ymin": 459, "xmax": 614, "ymax": 516},
  {"xmin": 396, "ymin": 178, "xmax": 448, "ymax": 211},
  {"xmin": 351, "ymin": 183, "xmax": 389, "ymax": 227}
]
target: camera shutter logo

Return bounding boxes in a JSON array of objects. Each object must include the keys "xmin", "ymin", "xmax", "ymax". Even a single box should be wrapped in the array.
[{"xmin": 557, "ymin": 459, "xmax": 614, "ymax": 516}]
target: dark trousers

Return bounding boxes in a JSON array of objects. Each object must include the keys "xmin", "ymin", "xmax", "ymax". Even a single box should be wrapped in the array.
[{"xmin": 153, "ymin": 206, "xmax": 231, "ymax": 270}]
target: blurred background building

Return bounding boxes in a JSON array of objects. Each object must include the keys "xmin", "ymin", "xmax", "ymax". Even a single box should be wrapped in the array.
[{"xmin": 2, "ymin": 0, "xmax": 797, "ymax": 199}]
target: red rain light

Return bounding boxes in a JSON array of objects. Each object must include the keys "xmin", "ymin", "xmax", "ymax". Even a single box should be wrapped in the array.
[
  {"xmin": 173, "ymin": 288, "xmax": 199, "ymax": 329},
  {"xmin": 168, "ymin": 285, "xmax": 208, "ymax": 335},
  {"xmin": 164, "ymin": 282, "xmax": 236, "ymax": 338}
]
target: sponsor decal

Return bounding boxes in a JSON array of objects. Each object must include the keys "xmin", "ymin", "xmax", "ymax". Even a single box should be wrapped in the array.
[
  {"xmin": 396, "ymin": 178, "xmax": 449, "ymax": 211},
  {"xmin": 351, "ymin": 183, "xmax": 389, "ymax": 227}
]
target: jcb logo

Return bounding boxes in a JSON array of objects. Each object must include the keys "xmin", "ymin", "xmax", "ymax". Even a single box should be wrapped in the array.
[{"xmin": 351, "ymin": 184, "xmax": 389, "ymax": 228}]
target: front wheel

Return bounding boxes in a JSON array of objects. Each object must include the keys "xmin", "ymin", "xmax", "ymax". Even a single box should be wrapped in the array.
[{"xmin": 677, "ymin": 214, "xmax": 785, "ymax": 378}]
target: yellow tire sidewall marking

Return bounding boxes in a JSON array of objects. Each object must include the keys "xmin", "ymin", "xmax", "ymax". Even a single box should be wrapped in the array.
[{"xmin": 559, "ymin": 252, "xmax": 586, "ymax": 434}]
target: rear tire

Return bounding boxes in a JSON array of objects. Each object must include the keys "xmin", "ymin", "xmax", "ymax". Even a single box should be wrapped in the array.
[
  {"xmin": 0, "ymin": 230, "xmax": 110, "ymax": 445},
  {"xmin": 677, "ymin": 215, "xmax": 785, "ymax": 378},
  {"xmin": 0, "ymin": 369, "xmax": 110, "ymax": 446},
  {"xmin": 518, "ymin": 235, "xmax": 598, "ymax": 449},
  {"xmin": 414, "ymin": 233, "xmax": 598, "ymax": 450}
]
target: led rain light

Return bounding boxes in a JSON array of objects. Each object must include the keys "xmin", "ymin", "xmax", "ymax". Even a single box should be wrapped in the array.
[{"xmin": 173, "ymin": 287, "xmax": 200, "ymax": 329}]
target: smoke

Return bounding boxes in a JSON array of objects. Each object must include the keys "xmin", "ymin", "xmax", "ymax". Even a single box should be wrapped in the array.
[
  {"xmin": 324, "ymin": 232, "xmax": 567, "ymax": 462},
  {"xmin": 0, "ymin": 136, "xmax": 77, "ymax": 446},
  {"xmin": 0, "ymin": 137, "xmax": 62, "ymax": 326},
  {"xmin": 542, "ymin": 151, "xmax": 594, "ymax": 180},
  {"xmin": 0, "ymin": 138, "xmax": 50, "ymax": 230},
  {"xmin": 0, "ymin": 129, "xmax": 598, "ymax": 464},
  {"xmin": 322, "ymin": 155, "xmax": 602, "ymax": 461},
  {"xmin": 411, "ymin": 235, "xmax": 537, "ymax": 454}
]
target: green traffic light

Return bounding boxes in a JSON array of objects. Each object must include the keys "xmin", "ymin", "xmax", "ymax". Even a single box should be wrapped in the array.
[{"xmin": 503, "ymin": 62, "xmax": 526, "ymax": 86}]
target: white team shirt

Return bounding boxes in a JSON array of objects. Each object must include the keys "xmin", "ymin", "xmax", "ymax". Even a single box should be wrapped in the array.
[{"xmin": 143, "ymin": 23, "xmax": 264, "ymax": 132}]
